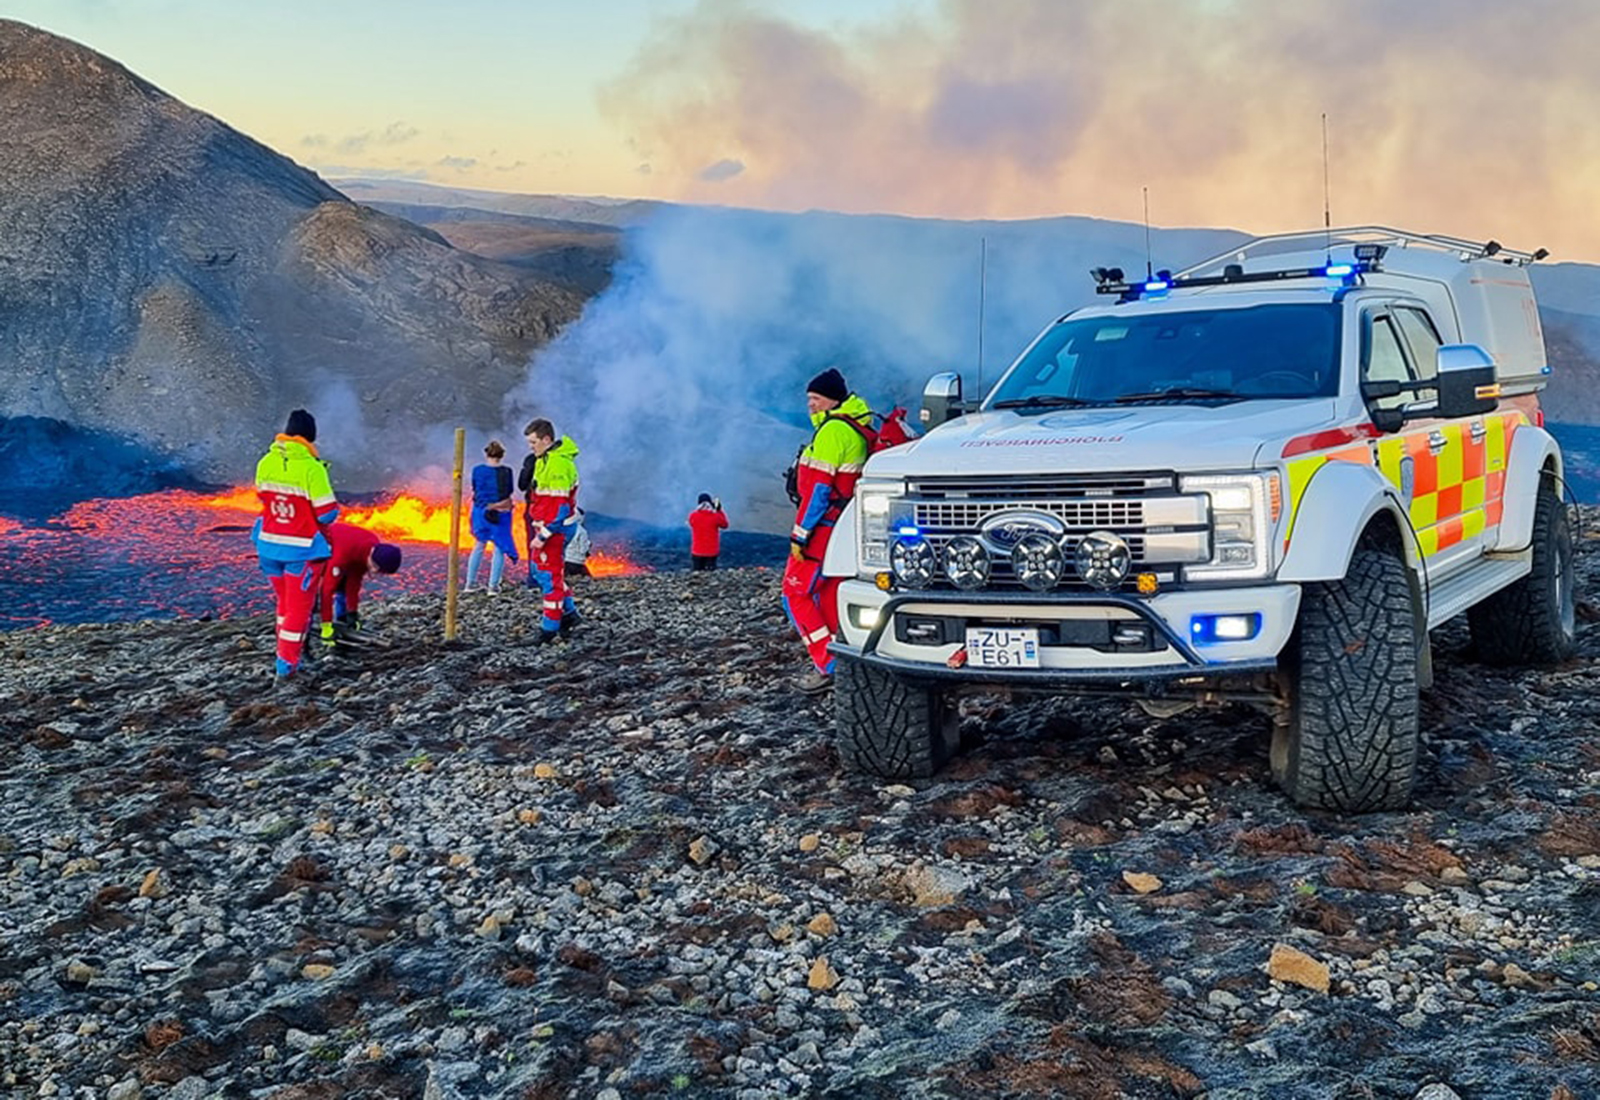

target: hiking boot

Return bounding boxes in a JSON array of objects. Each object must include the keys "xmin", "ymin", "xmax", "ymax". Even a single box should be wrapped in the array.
[
  {"xmin": 797, "ymin": 670, "xmax": 834, "ymax": 695},
  {"xmin": 559, "ymin": 609, "xmax": 583, "ymax": 635},
  {"xmin": 273, "ymin": 664, "xmax": 315, "ymax": 693},
  {"xmin": 533, "ymin": 629, "xmax": 562, "ymax": 647}
]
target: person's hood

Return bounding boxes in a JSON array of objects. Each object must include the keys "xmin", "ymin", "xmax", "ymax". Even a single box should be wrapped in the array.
[
  {"xmin": 810, "ymin": 393, "xmax": 872, "ymax": 429},
  {"xmin": 553, "ymin": 436, "xmax": 580, "ymax": 460},
  {"xmin": 270, "ymin": 434, "xmax": 319, "ymax": 460}
]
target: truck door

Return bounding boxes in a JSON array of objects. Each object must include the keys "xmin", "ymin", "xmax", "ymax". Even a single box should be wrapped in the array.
[{"xmin": 1362, "ymin": 307, "xmax": 1486, "ymax": 573}]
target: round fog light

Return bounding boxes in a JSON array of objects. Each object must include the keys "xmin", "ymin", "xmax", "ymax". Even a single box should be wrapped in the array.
[
  {"xmin": 1074, "ymin": 529, "xmax": 1131, "ymax": 590},
  {"xmin": 1011, "ymin": 533, "xmax": 1066, "ymax": 591},
  {"xmin": 890, "ymin": 537, "xmax": 937, "ymax": 589},
  {"xmin": 942, "ymin": 536, "xmax": 991, "ymax": 591}
]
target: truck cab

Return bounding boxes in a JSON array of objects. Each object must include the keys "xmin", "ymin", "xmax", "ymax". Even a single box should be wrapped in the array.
[{"xmin": 825, "ymin": 227, "xmax": 1575, "ymax": 811}]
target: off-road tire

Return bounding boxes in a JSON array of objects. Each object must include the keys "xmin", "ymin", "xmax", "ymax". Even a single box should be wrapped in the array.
[
  {"xmin": 834, "ymin": 656, "xmax": 960, "ymax": 779},
  {"xmin": 1274, "ymin": 547, "xmax": 1419, "ymax": 812},
  {"xmin": 1467, "ymin": 486, "xmax": 1577, "ymax": 666}
]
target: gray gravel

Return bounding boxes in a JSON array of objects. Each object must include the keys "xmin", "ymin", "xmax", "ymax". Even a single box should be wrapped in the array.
[{"xmin": 3, "ymin": 552, "xmax": 1599, "ymax": 1099}]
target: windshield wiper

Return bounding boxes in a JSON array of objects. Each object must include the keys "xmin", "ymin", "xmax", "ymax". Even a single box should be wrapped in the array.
[
  {"xmin": 991, "ymin": 394, "xmax": 1095, "ymax": 410},
  {"xmin": 1113, "ymin": 386, "xmax": 1244, "ymax": 403}
]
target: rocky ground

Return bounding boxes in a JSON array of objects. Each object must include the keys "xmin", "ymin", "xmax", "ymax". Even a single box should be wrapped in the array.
[{"xmin": 4, "ymin": 539, "xmax": 1600, "ymax": 1100}]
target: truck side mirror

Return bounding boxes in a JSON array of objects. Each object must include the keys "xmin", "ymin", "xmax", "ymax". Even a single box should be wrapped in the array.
[
  {"xmin": 921, "ymin": 372, "xmax": 966, "ymax": 427},
  {"xmin": 1435, "ymin": 344, "xmax": 1500, "ymax": 419}
]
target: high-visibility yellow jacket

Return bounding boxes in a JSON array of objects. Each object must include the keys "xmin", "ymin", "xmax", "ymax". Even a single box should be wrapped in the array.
[{"xmin": 252, "ymin": 434, "xmax": 338, "ymax": 561}]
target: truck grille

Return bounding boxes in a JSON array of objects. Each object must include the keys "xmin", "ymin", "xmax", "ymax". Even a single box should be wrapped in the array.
[
  {"xmin": 916, "ymin": 498, "xmax": 1144, "ymax": 531},
  {"xmin": 897, "ymin": 472, "xmax": 1207, "ymax": 592}
]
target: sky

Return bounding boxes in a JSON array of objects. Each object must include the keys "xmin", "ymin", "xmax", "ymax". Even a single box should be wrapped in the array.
[{"xmin": 5, "ymin": 0, "xmax": 1600, "ymax": 260}]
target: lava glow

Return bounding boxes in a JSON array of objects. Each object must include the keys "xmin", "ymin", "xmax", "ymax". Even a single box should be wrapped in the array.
[{"xmin": 194, "ymin": 487, "xmax": 648, "ymax": 573}]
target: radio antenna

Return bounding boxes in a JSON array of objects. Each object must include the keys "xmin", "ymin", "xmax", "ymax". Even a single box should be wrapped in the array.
[
  {"xmin": 1143, "ymin": 187, "xmax": 1153, "ymax": 279},
  {"xmin": 1321, "ymin": 113, "xmax": 1332, "ymax": 258},
  {"xmin": 976, "ymin": 235, "xmax": 988, "ymax": 397}
]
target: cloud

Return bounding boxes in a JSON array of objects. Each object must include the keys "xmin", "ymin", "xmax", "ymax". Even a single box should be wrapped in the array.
[
  {"xmin": 327, "ymin": 121, "xmax": 422, "ymax": 156},
  {"xmin": 437, "ymin": 155, "xmax": 478, "ymax": 170},
  {"xmin": 599, "ymin": 0, "xmax": 1600, "ymax": 260},
  {"xmin": 697, "ymin": 157, "xmax": 745, "ymax": 182}
]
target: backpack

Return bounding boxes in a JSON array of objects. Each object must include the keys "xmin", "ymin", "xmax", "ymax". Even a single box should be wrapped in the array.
[{"xmin": 783, "ymin": 406, "xmax": 916, "ymax": 506}]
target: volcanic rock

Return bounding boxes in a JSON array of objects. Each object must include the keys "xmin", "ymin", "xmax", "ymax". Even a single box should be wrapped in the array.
[
  {"xmin": 3, "ymin": 552, "xmax": 1600, "ymax": 1097},
  {"xmin": 1266, "ymin": 943, "xmax": 1331, "ymax": 994}
]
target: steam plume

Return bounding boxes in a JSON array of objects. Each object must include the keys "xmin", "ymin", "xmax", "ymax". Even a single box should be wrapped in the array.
[{"xmin": 507, "ymin": 205, "xmax": 1241, "ymax": 530}]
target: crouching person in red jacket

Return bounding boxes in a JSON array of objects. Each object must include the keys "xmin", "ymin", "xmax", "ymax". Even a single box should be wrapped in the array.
[{"xmin": 318, "ymin": 521, "xmax": 402, "ymax": 648}]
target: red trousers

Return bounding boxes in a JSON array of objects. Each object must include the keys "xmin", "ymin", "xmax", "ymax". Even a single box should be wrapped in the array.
[
  {"xmin": 782, "ymin": 525, "xmax": 841, "ymax": 673},
  {"xmin": 265, "ymin": 559, "xmax": 325, "ymax": 671},
  {"xmin": 531, "ymin": 533, "xmax": 571, "ymax": 631}
]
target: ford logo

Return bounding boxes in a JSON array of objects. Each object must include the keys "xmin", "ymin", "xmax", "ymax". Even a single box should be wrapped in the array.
[{"xmin": 979, "ymin": 510, "xmax": 1066, "ymax": 551}]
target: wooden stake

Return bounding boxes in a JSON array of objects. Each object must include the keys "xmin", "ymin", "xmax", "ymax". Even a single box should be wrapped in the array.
[{"xmin": 445, "ymin": 427, "xmax": 465, "ymax": 641}]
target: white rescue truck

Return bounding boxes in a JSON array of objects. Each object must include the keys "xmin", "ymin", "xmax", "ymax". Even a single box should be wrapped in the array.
[{"xmin": 825, "ymin": 227, "xmax": 1576, "ymax": 812}]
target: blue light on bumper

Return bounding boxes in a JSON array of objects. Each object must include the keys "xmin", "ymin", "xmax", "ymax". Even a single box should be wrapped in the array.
[{"xmin": 1190, "ymin": 612, "xmax": 1263, "ymax": 644}]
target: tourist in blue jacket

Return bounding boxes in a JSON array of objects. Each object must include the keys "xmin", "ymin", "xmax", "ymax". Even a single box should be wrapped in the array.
[{"xmin": 465, "ymin": 439, "xmax": 518, "ymax": 594}]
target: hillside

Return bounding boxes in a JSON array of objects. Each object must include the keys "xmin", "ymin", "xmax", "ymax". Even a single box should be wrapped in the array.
[
  {"xmin": 2, "ymin": 559, "xmax": 1598, "ymax": 1097},
  {"xmin": 360, "ymin": 201, "xmax": 623, "ymax": 297},
  {"xmin": 0, "ymin": 20, "xmax": 583, "ymax": 491}
]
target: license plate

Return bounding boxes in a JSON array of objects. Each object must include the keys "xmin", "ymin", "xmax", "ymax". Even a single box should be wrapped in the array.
[{"xmin": 965, "ymin": 627, "xmax": 1040, "ymax": 668}]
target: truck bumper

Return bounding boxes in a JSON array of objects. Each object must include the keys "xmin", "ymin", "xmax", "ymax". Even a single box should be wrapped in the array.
[{"xmin": 830, "ymin": 579, "xmax": 1300, "ymax": 687}]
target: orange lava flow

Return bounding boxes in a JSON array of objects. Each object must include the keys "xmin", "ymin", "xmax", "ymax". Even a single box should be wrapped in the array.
[
  {"xmin": 192, "ymin": 486, "xmax": 650, "ymax": 573},
  {"xmin": 586, "ymin": 552, "xmax": 640, "ymax": 577}
]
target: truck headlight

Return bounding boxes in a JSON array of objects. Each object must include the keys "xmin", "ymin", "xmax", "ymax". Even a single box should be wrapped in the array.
[
  {"xmin": 1181, "ymin": 473, "xmax": 1282, "ymax": 581},
  {"xmin": 857, "ymin": 479, "xmax": 906, "ymax": 570}
]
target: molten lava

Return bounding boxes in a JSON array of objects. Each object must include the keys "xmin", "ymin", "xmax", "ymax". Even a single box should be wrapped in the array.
[
  {"xmin": 586, "ymin": 552, "xmax": 640, "ymax": 577},
  {"xmin": 194, "ymin": 487, "xmax": 649, "ymax": 574}
]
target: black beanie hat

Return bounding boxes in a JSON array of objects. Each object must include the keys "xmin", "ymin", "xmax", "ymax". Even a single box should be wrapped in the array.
[
  {"xmin": 697, "ymin": 492, "xmax": 714, "ymax": 505},
  {"xmin": 371, "ymin": 543, "xmax": 402, "ymax": 574},
  {"xmin": 284, "ymin": 408, "xmax": 317, "ymax": 442},
  {"xmin": 806, "ymin": 367, "xmax": 848, "ymax": 403}
]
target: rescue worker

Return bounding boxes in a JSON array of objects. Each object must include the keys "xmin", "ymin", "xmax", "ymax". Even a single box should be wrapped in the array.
[
  {"xmin": 783, "ymin": 368, "xmax": 871, "ymax": 693},
  {"xmin": 317, "ymin": 521, "xmax": 403, "ymax": 648},
  {"xmin": 251, "ymin": 408, "xmax": 338, "ymax": 681},
  {"xmin": 518, "ymin": 418, "xmax": 581, "ymax": 643},
  {"xmin": 688, "ymin": 492, "xmax": 728, "ymax": 570}
]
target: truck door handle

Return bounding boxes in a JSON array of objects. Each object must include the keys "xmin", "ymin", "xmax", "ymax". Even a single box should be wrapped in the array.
[
  {"xmin": 1469, "ymin": 422, "xmax": 1487, "ymax": 443},
  {"xmin": 1428, "ymin": 431, "xmax": 1448, "ymax": 454}
]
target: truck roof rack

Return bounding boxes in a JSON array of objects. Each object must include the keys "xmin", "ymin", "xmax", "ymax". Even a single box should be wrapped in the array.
[
  {"xmin": 1093, "ymin": 251, "xmax": 1382, "ymax": 303},
  {"xmin": 1092, "ymin": 225, "xmax": 1550, "ymax": 304},
  {"xmin": 1178, "ymin": 226, "xmax": 1550, "ymax": 279}
]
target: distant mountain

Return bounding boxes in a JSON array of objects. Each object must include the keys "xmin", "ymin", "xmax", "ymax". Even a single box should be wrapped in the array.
[
  {"xmin": 357, "ymin": 200, "xmax": 622, "ymax": 297},
  {"xmin": 0, "ymin": 20, "xmax": 583, "ymax": 490},
  {"xmin": 333, "ymin": 179, "xmax": 664, "ymax": 228}
]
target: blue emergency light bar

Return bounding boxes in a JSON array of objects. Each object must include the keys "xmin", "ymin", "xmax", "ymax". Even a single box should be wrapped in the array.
[{"xmin": 1095, "ymin": 253, "xmax": 1384, "ymax": 302}]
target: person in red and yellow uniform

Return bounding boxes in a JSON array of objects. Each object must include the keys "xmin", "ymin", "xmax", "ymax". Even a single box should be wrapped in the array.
[
  {"xmin": 518, "ymin": 417, "xmax": 581, "ymax": 643},
  {"xmin": 783, "ymin": 368, "xmax": 871, "ymax": 693},
  {"xmin": 316, "ymin": 521, "xmax": 403, "ymax": 647},
  {"xmin": 251, "ymin": 409, "xmax": 338, "ymax": 681}
]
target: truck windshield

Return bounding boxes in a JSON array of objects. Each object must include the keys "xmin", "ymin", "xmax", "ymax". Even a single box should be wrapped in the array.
[{"xmin": 986, "ymin": 303, "xmax": 1342, "ymax": 408}]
